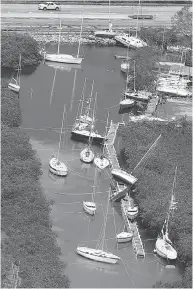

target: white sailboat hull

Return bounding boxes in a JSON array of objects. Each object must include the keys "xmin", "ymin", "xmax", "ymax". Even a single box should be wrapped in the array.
[
  {"xmin": 94, "ymin": 30, "xmax": 117, "ymax": 38},
  {"xmin": 45, "ymin": 54, "xmax": 83, "ymax": 64},
  {"xmin": 155, "ymin": 238, "xmax": 177, "ymax": 260},
  {"xmin": 127, "ymin": 209, "xmax": 138, "ymax": 220},
  {"xmin": 116, "ymin": 232, "xmax": 133, "ymax": 243},
  {"xmin": 80, "ymin": 148, "xmax": 95, "ymax": 163},
  {"xmin": 120, "ymin": 99, "xmax": 135, "ymax": 108},
  {"xmin": 45, "ymin": 61, "xmax": 81, "ymax": 71},
  {"xmin": 94, "ymin": 157, "xmax": 109, "ymax": 169},
  {"xmin": 124, "ymin": 91, "xmax": 149, "ymax": 102},
  {"xmin": 76, "ymin": 247, "xmax": 120, "ymax": 264},
  {"xmin": 49, "ymin": 157, "xmax": 68, "ymax": 176},
  {"xmin": 83, "ymin": 201, "xmax": 96, "ymax": 215},
  {"xmin": 115, "ymin": 35, "xmax": 147, "ymax": 49},
  {"xmin": 111, "ymin": 169, "xmax": 138, "ymax": 185},
  {"xmin": 8, "ymin": 83, "xmax": 20, "ymax": 92}
]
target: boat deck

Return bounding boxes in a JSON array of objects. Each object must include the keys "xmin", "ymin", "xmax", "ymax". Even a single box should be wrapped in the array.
[
  {"xmin": 145, "ymin": 96, "xmax": 160, "ymax": 116},
  {"xmin": 104, "ymin": 121, "xmax": 127, "ymax": 201},
  {"xmin": 121, "ymin": 197, "xmax": 145, "ymax": 258}
]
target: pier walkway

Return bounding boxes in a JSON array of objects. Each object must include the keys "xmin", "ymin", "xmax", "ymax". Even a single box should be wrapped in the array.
[
  {"xmin": 145, "ymin": 96, "xmax": 160, "ymax": 116},
  {"xmin": 104, "ymin": 121, "xmax": 127, "ymax": 202},
  {"xmin": 104, "ymin": 120, "xmax": 145, "ymax": 258}
]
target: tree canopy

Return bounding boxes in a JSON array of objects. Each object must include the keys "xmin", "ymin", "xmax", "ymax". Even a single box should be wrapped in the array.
[
  {"xmin": 171, "ymin": 5, "xmax": 192, "ymax": 37},
  {"xmin": 1, "ymin": 32, "xmax": 42, "ymax": 68}
]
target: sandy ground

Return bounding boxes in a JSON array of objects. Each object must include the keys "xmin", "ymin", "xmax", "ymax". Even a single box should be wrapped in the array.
[{"xmin": 1, "ymin": 4, "xmax": 182, "ymax": 28}]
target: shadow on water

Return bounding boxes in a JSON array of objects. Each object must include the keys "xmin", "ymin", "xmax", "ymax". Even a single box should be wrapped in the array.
[{"xmin": 1, "ymin": 64, "xmax": 40, "ymax": 79}]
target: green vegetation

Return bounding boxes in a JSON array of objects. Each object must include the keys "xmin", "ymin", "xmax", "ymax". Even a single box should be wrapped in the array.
[
  {"xmin": 118, "ymin": 119, "xmax": 192, "ymax": 288},
  {"xmin": 1, "ymin": 32, "xmax": 42, "ymax": 68},
  {"xmin": 1, "ymin": 78, "xmax": 70, "ymax": 288},
  {"xmin": 172, "ymin": 5, "xmax": 192, "ymax": 37}
]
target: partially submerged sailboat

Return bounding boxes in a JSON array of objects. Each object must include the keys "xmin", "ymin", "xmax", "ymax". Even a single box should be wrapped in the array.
[
  {"xmin": 155, "ymin": 167, "xmax": 178, "ymax": 260},
  {"xmin": 44, "ymin": 18, "xmax": 83, "ymax": 64},
  {"xmin": 94, "ymin": 0, "xmax": 116, "ymax": 38},
  {"xmin": 83, "ymin": 167, "xmax": 98, "ymax": 215},
  {"xmin": 8, "ymin": 54, "xmax": 21, "ymax": 93},
  {"xmin": 49, "ymin": 70, "xmax": 68, "ymax": 176},
  {"xmin": 115, "ymin": 0, "xmax": 147, "ymax": 49},
  {"xmin": 77, "ymin": 190, "xmax": 120, "ymax": 264}
]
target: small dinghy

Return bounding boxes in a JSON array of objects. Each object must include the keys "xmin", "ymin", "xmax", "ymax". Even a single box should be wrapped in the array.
[
  {"xmin": 94, "ymin": 155, "xmax": 109, "ymax": 170},
  {"xmin": 49, "ymin": 157, "xmax": 68, "ymax": 176},
  {"xmin": 83, "ymin": 201, "xmax": 96, "ymax": 215},
  {"xmin": 116, "ymin": 232, "xmax": 133, "ymax": 243},
  {"xmin": 80, "ymin": 147, "xmax": 95, "ymax": 163}
]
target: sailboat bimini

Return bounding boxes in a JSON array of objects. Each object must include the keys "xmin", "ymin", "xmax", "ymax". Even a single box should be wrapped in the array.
[
  {"xmin": 77, "ymin": 190, "xmax": 120, "ymax": 264},
  {"xmin": 44, "ymin": 18, "xmax": 83, "ymax": 64},
  {"xmin": 155, "ymin": 167, "xmax": 178, "ymax": 260},
  {"xmin": 8, "ymin": 54, "xmax": 21, "ymax": 93},
  {"xmin": 49, "ymin": 70, "xmax": 68, "ymax": 176}
]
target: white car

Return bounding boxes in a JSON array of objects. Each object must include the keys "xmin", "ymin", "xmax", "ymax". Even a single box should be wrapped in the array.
[{"xmin": 38, "ymin": 2, "xmax": 61, "ymax": 10}]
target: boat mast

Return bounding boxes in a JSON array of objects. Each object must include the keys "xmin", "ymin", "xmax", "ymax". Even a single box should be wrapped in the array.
[
  {"xmin": 135, "ymin": 0, "xmax": 140, "ymax": 38},
  {"xmin": 132, "ymin": 134, "xmax": 162, "ymax": 174},
  {"xmin": 102, "ymin": 110, "xmax": 109, "ymax": 154},
  {"xmin": 77, "ymin": 16, "xmax": 83, "ymax": 58},
  {"xmin": 77, "ymin": 78, "xmax": 87, "ymax": 124},
  {"xmin": 85, "ymin": 80, "xmax": 94, "ymax": 119},
  {"xmin": 133, "ymin": 60, "xmax": 136, "ymax": 92},
  {"xmin": 92, "ymin": 167, "xmax": 98, "ymax": 202},
  {"xmin": 17, "ymin": 54, "xmax": 22, "ymax": 86},
  {"xmin": 100, "ymin": 191, "xmax": 110, "ymax": 251},
  {"xmin": 108, "ymin": 0, "xmax": 111, "ymax": 30},
  {"xmin": 56, "ymin": 104, "xmax": 66, "ymax": 161},
  {"xmin": 57, "ymin": 19, "xmax": 62, "ymax": 54},
  {"xmin": 88, "ymin": 92, "xmax": 97, "ymax": 146},
  {"xmin": 178, "ymin": 51, "xmax": 184, "ymax": 81}
]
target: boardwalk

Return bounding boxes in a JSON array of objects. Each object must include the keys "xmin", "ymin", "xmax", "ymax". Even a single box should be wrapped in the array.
[
  {"xmin": 145, "ymin": 96, "xmax": 160, "ymax": 116},
  {"xmin": 105, "ymin": 121, "xmax": 127, "ymax": 201},
  {"xmin": 121, "ymin": 197, "xmax": 145, "ymax": 258}
]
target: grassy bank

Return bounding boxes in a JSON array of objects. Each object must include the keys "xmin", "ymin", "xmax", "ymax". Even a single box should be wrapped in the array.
[
  {"xmin": 1, "ymin": 78, "xmax": 70, "ymax": 287},
  {"xmin": 118, "ymin": 119, "xmax": 192, "ymax": 288}
]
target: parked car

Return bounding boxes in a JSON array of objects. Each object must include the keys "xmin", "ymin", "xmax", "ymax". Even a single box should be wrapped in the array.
[
  {"xmin": 128, "ymin": 14, "xmax": 154, "ymax": 20},
  {"xmin": 38, "ymin": 2, "xmax": 61, "ymax": 10}
]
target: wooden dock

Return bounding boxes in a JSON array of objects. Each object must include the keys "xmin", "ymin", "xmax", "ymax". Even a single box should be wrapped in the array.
[
  {"xmin": 121, "ymin": 197, "xmax": 145, "ymax": 258},
  {"xmin": 145, "ymin": 96, "xmax": 160, "ymax": 116},
  {"xmin": 105, "ymin": 121, "xmax": 128, "ymax": 201}
]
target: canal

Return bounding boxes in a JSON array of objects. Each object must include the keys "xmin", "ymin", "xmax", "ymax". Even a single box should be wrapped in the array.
[{"xmin": 3, "ymin": 43, "xmax": 188, "ymax": 287}]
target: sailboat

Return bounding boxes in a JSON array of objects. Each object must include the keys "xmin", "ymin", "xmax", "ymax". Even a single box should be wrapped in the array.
[
  {"xmin": 94, "ymin": 112, "xmax": 110, "ymax": 169},
  {"xmin": 44, "ymin": 18, "xmax": 83, "ymax": 64},
  {"xmin": 49, "ymin": 70, "xmax": 68, "ymax": 176},
  {"xmin": 71, "ymin": 89, "xmax": 105, "ymax": 144},
  {"xmin": 83, "ymin": 167, "xmax": 98, "ymax": 215},
  {"xmin": 120, "ymin": 66, "xmax": 135, "ymax": 108},
  {"xmin": 80, "ymin": 93, "xmax": 96, "ymax": 163},
  {"xmin": 94, "ymin": 0, "xmax": 116, "ymax": 38},
  {"xmin": 124, "ymin": 60, "xmax": 150, "ymax": 103},
  {"xmin": 79, "ymin": 79, "xmax": 95, "ymax": 125},
  {"xmin": 77, "ymin": 190, "xmax": 120, "ymax": 264},
  {"xmin": 8, "ymin": 54, "xmax": 21, "ymax": 93},
  {"xmin": 122, "ymin": 194, "xmax": 138, "ymax": 220},
  {"xmin": 155, "ymin": 167, "xmax": 178, "ymax": 260},
  {"xmin": 112, "ymin": 134, "xmax": 162, "ymax": 186},
  {"xmin": 114, "ymin": 0, "xmax": 147, "ymax": 49},
  {"xmin": 116, "ymin": 231, "xmax": 133, "ymax": 243}
]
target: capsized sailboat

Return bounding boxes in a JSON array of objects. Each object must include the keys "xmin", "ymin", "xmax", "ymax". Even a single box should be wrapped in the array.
[
  {"xmin": 8, "ymin": 54, "xmax": 21, "ymax": 93},
  {"xmin": 77, "ymin": 190, "xmax": 120, "ymax": 264},
  {"xmin": 94, "ymin": 0, "xmax": 116, "ymax": 38},
  {"xmin": 49, "ymin": 70, "xmax": 68, "ymax": 176},
  {"xmin": 83, "ymin": 167, "xmax": 98, "ymax": 215},
  {"xmin": 155, "ymin": 167, "xmax": 178, "ymax": 260},
  {"xmin": 44, "ymin": 18, "xmax": 83, "ymax": 64}
]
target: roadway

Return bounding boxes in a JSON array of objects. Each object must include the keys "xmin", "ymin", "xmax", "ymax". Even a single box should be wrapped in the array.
[{"xmin": 1, "ymin": 4, "xmax": 182, "ymax": 28}]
